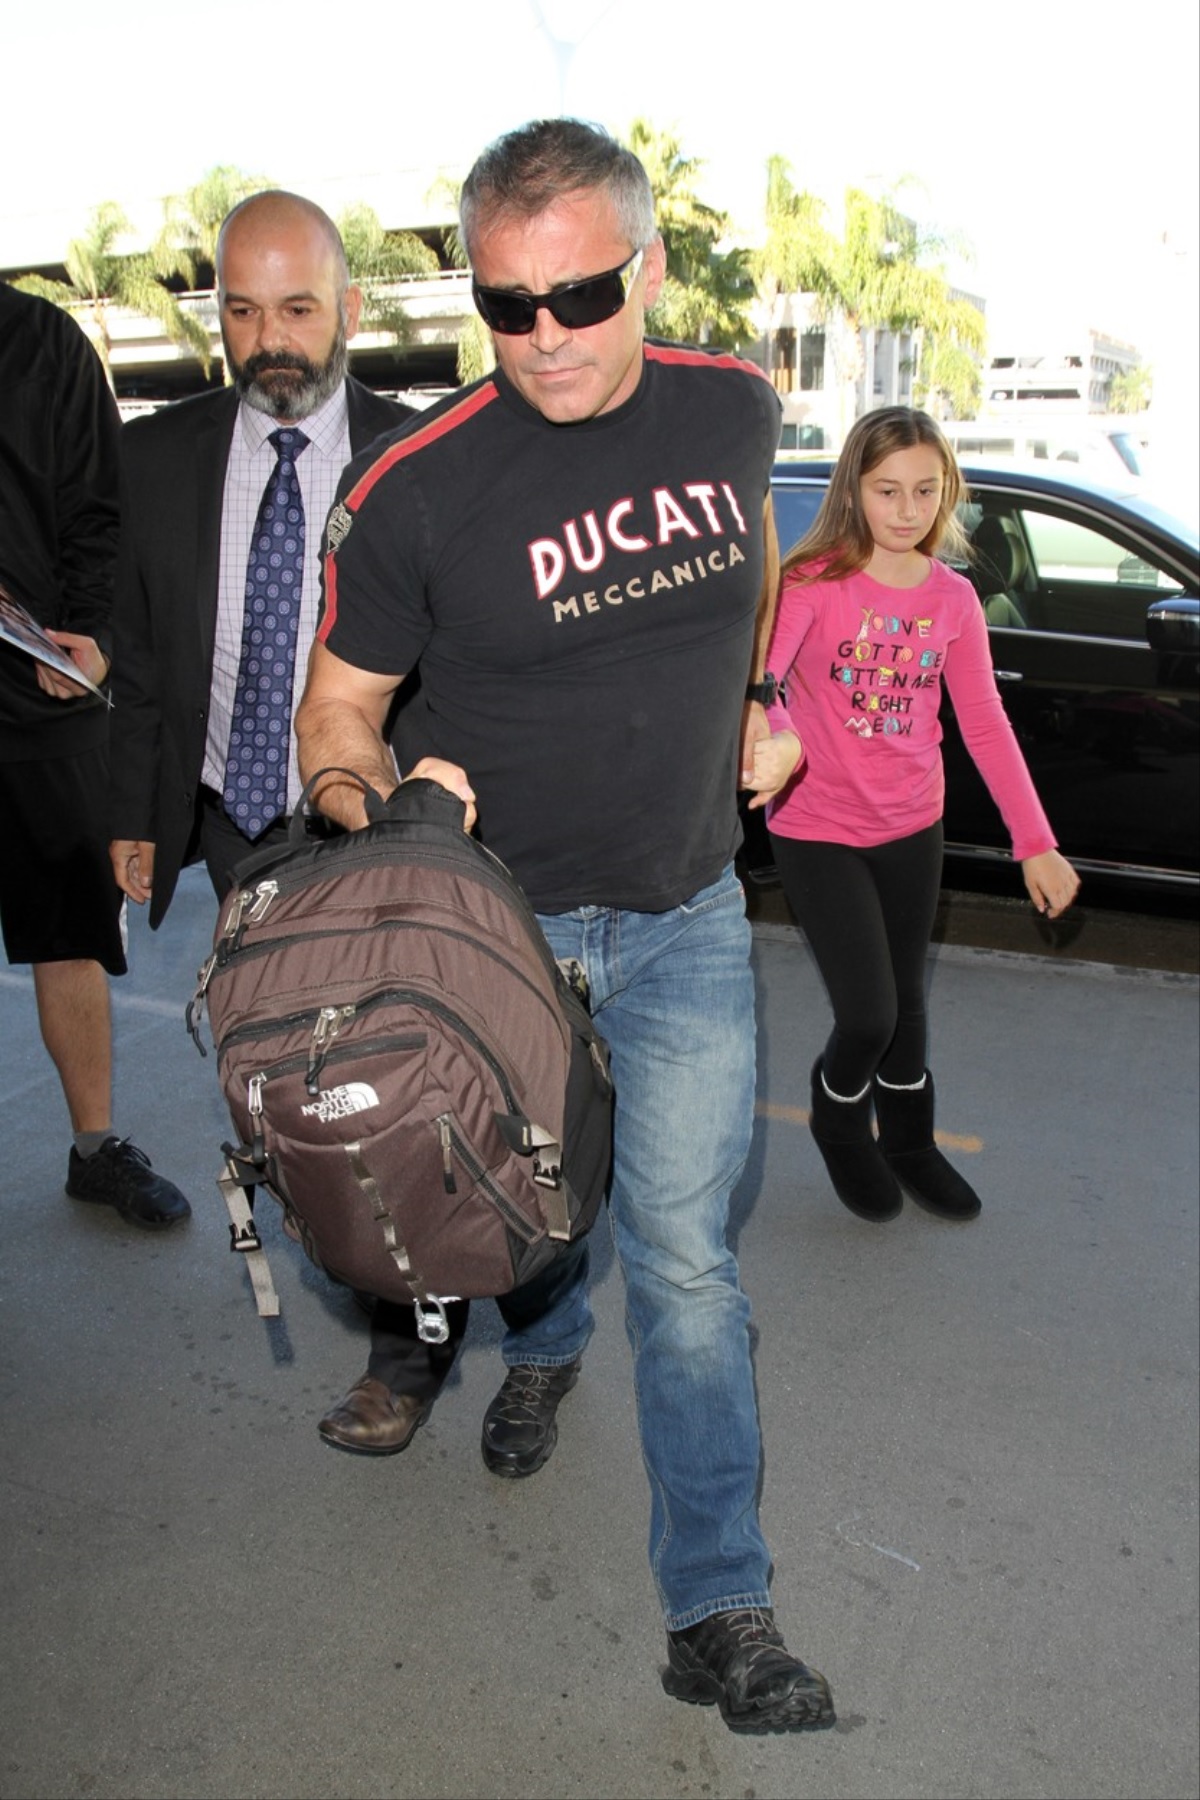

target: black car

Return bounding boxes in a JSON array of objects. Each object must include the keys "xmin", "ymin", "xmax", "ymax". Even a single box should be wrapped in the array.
[{"xmin": 760, "ymin": 458, "xmax": 1200, "ymax": 911}]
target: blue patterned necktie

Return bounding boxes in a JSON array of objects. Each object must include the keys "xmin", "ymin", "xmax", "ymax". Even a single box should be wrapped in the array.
[{"xmin": 223, "ymin": 427, "xmax": 309, "ymax": 837}]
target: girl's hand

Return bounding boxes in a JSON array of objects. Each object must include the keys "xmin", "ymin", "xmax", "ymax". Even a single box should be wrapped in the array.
[
  {"xmin": 1022, "ymin": 849, "xmax": 1080, "ymax": 919},
  {"xmin": 744, "ymin": 730, "xmax": 804, "ymax": 811}
]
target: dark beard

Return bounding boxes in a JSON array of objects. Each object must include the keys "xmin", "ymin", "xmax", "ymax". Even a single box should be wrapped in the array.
[{"xmin": 231, "ymin": 320, "xmax": 348, "ymax": 420}]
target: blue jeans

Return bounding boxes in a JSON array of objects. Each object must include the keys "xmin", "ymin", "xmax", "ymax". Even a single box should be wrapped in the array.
[{"xmin": 505, "ymin": 864, "xmax": 772, "ymax": 1630}]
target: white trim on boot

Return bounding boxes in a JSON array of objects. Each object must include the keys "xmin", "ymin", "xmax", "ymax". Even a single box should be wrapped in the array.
[{"xmin": 819, "ymin": 1070, "xmax": 872, "ymax": 1104}]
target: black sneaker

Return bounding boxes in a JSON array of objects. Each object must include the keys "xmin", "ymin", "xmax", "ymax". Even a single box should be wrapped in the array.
[
  {"xmin": 663, "ymin": 1607, "xmax": 835, "ymax": 1735},
  {"xmin": 66, "ymin": 1138, "xmax": 191, "ymax": 1230},
  {"xmin": 480, "ymin": 1359, "xmax": 580, "ymax": 1478}
]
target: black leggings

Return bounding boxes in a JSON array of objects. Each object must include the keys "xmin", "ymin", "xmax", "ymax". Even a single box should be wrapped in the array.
[{"xmin": 768, "ymin": 821, "xmax": 943, "ymax": 1097}]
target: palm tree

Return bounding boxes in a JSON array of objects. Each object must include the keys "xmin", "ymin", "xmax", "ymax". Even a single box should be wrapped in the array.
[
  {"xmin": 833, "ymin": 188, "xmax": 984, "ymax": 418},
  {"xmin": 756, "ymin": 162, "xmax": 985, "ymax": 428},
  {"xmin": 159, "ymin": 164, "xmax": 273, "ymax": 276},
  {"xmin": 754, "ymin": 157, "xmax": 843, "ymax": 395},
  {"xmin": 1109, "ymin": 364, "xmax": 1152, "ymax": 414},
  {"xmin": 13, "ymin": 201, "xmax": 212, "ymax": 386},
  {"xmin": 626, "ymin": 119, "xmax": 756, "ymax": 350},
  {"xmin": 424, "ymin": 173, "xmax": 494, "ymax": 385},
  {"xmin": 335, "ymin": 203, "xmax": 440, "ymax": 352},
  {"xmin": 756, "ymin": 157, "xmax": 842, "ymax": 307}
]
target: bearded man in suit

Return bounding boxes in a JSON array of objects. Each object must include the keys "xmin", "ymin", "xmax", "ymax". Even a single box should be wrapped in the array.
[
  {"xmin": 108, "ymin": 189, "xmax": 413, "ymax": 919},
  {"xmin": 108, "ymin": 192, "xmax": 459, "ymax": 1428}
]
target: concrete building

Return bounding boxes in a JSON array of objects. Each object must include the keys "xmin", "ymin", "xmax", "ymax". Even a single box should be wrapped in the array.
[{"xmin": 981, "ymin": 328, "xmax": 1143, "ymax": 415}]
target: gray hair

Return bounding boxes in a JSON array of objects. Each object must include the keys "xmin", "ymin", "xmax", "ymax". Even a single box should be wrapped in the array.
[{"xmin": 459, "ymin": 119, "xmax": 657, "ymax": 261}]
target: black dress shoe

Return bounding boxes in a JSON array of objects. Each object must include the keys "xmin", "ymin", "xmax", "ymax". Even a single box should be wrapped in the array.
[
  {"xmin": 66, "ymin": 1138, "xmax": 191, "ymax": 1230},
  {"xmin": 663, "ymin": 1608, "xmax": 836, "ymax": 1735},
  {"xmin": 480, "ymin": 1360, "xmax": 580, "ymax": 1478},
  {"xmin": 318, "ymin": 1376, "xmax": 431, "ymax": 1455}
]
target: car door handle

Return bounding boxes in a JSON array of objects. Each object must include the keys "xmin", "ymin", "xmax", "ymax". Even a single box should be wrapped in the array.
[{"xmin": 993, "ymin": 669, "xmax": 1024, "ymax": 683}]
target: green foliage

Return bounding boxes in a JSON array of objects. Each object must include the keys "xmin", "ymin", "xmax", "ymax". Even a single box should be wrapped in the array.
[
  {"xmin": 15, "ymin": 145, "xmax": 989, "ymax": 410},
  {"xmin": 423, "ymin": 173, "xmax": 467, "ymax": 269},
  {"xmin": 421, "ymin": 174, "xmax": 493, "ymax": 383},
  {"xmin": 159, "ymin": 164, "xmax": 273, "ymax": 274},
  {"xmin": 626, "ymin": 119, "xmax": 756, "ymax": 350},
  {"xmin": 12, "ymin": 200, "xmax": 211, "ymax": 384},
  {"xmin": 911, "ymin": 332, "xmax": 983, "ymax": 418},
  {"xmin": 755, "ymin": 158, "xmax": 842, "ymax": 307},
  {"xmin": 337, "ymin": 203, "xmax": 439, "ymax": 349},
  {"xmin": 454, "ymin": 313, "xmax": 496, "ymax": 384},
  {"xmin": 1108, "ymin": 364, "xmax": 1153, "ymax": 413},
  {"xmin": 10, "ymin": 169, "xmax": 450, "ymax": 389},
  {"xmin": 10, "ymin": 273, "xmax": 78, "ymax": 308},
  {"xmin": 758, "ymin": 158, "xmax": 986, "ymax": 419}
]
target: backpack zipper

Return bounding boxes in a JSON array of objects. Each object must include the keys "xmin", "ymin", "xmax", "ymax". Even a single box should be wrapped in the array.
[
  {"xmin": 220, "ymin": 986, "xmax": 525, "ymax": 1110},
  {"xmin": 435, "ymin": 1115, "xmax": 539, "ymax": 1242},
  {"xmin": 192, "ymin": 915, "xmax": 566, "ymax": 1060},
  {"xmin": 240, "ymin": 1068, "xmax": 538, "ymax": 1246}
]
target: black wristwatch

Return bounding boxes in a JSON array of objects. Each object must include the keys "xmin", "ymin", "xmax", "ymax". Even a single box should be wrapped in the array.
[{"xmin": 745, "ymin": 674, "xmax": 779, "ymax": 706}]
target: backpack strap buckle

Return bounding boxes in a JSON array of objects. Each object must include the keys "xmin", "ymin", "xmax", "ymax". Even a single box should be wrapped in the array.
[
  {"xmin": 413, "ymin": 1296, "xmax": 459, "ymax": 1344},
  {"xmin": 217, "ymin": 1150, "xmax": 280, "ymax": 1318}
]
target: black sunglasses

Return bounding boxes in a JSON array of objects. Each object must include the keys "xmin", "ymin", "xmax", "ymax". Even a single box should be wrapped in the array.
[{"xmin": 472, "ymin": 247, "xmax": 645, "ymax": 336}]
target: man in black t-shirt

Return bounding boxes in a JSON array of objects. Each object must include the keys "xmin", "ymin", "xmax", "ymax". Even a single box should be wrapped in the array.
[{"xmin": 296, "ymin": 120, "xmax": 830, "ymax": 1735}]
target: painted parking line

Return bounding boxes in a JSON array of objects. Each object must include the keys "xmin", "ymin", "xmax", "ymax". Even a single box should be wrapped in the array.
[{"xmin": 755, "ymin": 1097, "xmax": 983, "ymax": 1153}]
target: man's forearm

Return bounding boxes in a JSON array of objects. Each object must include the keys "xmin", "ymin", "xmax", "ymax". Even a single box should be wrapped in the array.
[{"xmin": 295, "ymin": 697, "xmax": 399, "ymax": 829}]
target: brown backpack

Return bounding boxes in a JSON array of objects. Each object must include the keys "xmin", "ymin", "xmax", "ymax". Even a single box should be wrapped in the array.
[{"xmin": 189, "ymin": 775, "xmax": 613, "ymax": 1341}]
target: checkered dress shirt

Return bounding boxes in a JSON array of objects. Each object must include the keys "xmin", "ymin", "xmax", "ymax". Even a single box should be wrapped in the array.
[{"xmin": 204, "ymin": 385, "xmax": 351, "ymax": 816}]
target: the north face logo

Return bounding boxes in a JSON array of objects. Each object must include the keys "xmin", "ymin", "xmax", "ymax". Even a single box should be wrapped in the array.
[{"xmin": 300, "ymin": 1082, "xmax": 380, "ymax": 1122}]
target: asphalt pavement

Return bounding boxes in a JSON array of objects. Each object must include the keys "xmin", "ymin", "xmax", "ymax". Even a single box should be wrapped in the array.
[{"xmin": 1, "ymin": 865, "xmax": 1197, "ymax": 1800}]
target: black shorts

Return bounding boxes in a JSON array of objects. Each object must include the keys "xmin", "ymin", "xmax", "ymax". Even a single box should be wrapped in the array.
[{"xmin": 0, "ymin": 745, "xmax": 127, "ymax": 974}]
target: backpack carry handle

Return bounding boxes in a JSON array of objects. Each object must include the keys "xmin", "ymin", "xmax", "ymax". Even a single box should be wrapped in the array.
[
  {"xmin": 290, "ymin": 769, "xmax": 469, "ymax": 848},
  {"xmin": 378, "ymin": 776, "xmax": 470, "ymax": 831},
  {"xmin": 289, "ymin": 766, "xmax": 390, "ymax": 847}
]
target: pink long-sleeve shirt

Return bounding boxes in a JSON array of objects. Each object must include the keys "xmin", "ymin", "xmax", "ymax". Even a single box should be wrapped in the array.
[{"xmin": 765, "ymin": 559, "xmax": 1056, "ymax": 859}]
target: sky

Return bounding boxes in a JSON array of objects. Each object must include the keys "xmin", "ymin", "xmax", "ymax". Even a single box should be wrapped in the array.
[{"xmin": 3, "ymin": 0, "xmax": 1197, "ymax": 366}]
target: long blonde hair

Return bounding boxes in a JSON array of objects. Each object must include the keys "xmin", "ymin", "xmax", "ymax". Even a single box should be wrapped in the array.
[{"xmin": 782, "ymin": 406, "xmax": 969, "ymax": 584}]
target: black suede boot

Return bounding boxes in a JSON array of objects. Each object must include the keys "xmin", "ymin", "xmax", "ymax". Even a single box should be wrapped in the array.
[
  {"xmin": 873, "ymin": 1071, "xmax": 982, "ymax": 1220},
  {"xmin": 808, "ymin": 1060, "xmax": 902, "ymax": 1223}
]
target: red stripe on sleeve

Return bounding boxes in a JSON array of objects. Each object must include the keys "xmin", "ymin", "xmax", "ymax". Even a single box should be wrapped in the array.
[
  {"xmin": 318, "ymin": 552, "xmax": 340, "ymax": 641},
  {"xmin": 644, "ymin": 342, "xmax": 775, "ymax": 385},
  {"xmin": 321, "ymin": 384, "xmax": 498, "ymax": 643},
  {"xmin": 343, "ymin": 383, "xmax": 499, "ymax": 513}
]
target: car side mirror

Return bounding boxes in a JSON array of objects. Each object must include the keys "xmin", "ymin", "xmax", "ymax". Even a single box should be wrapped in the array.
[{"xmin": 1146, "ymin": 596, "xmax": 1200, "ymax": 653}]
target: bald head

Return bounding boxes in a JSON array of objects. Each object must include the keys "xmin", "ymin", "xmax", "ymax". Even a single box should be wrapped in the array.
[
  {"xmin": 216, "ymin": 190, "xmax": 349, "ymax": 291},
  {"xmin": 216, "ymin": 190, "xmax": 361, "ymax": 422}
]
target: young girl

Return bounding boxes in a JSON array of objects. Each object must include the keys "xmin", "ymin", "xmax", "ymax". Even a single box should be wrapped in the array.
[{"xmin": 754, "ymin": 407, "xmax": 1079, "ymax": 1223}]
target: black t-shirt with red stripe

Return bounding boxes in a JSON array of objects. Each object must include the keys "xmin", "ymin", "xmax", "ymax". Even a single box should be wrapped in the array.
[{"xmin": 319, "ymin": 342, "xmax": 782, "ymax": 913}]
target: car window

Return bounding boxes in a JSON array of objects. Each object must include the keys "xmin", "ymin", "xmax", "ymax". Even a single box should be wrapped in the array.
[
  {"xmin": 770, "ymin": 484, "xmax": 825, "ymax": 557},
  {"xmin": 1016, "ymin": 505, "xmax": 1183, "ymax": 639},
  {"xmin": 1107, "ymin": 432, "xmax": 1146, "ymax": 477}
]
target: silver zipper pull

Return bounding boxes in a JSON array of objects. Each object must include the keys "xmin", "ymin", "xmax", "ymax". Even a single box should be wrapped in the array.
[
  {"xmin": 437, "ymin": 1115, "xmax": 458, "ymax": 1193},
  {"xmin": 220, "ymin": 888, "xmax": 253, "ymax": 942},
  {"xmin": 186, "ymin": 951, "xmax": 219, "ymax": 1052},
  {"xmin": 305, "ymin": 1004, "xmax": 355, "ymax": 1094},
  {"xmin": 247, "ymin": 1072, "xmax": 266, "ymax": 1165},
  {"xmin": 246, "ymin": 879, "xmax": 279, "ymax": 923}
]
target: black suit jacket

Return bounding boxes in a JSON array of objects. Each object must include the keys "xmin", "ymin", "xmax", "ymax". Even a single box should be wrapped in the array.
[{"xmin": 109, "ymin": 377, "xmax": 410, "ymax": 926}]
